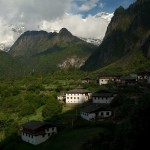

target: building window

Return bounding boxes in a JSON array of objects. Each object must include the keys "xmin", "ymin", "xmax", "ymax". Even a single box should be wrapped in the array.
[
  {"xmin": 101, "ymin": 112, "xmax": 104, "ymax": 116},
  {"xmin": 48, "ymin": 133, "xmax": 51, "ymax": 136},
  {"xmin": 106, "ymin": 112, "xmax": 109, "ymax": 115},
  {"xmin": 71, "ymin": 97, "xmax": 72, "ymax": 99},
  {"xmin": 42, "ymin": 134, "xmax": 45, "ymax": 137},
  {"xmin": 52, "ymin": 127, "xmax": 54, "ymax": 131}
]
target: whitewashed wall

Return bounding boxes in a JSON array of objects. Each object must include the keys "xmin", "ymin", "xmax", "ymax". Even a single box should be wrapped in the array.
[
  {"xmin": 80, "ymin": 112, "xmax": 95, "ymax": 121},
  {"xmin": 99, "ymin": 79, "xmax": 109, "ymax": 85},
  {"xmin": 21, "ymin": 127, "xmax": 57, "ymax": 145},
  {"xmin": 66, "ymin": 93, "xmax": 91, "ymax": 104},
  {"xmin": 80, "ymin": 111, "xmax": 112, "ymax": 121}
]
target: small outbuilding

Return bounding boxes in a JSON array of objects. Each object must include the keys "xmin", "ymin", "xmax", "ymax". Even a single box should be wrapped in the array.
[
  {"xmin": 98, "ymin": 76, "xmax": 114, "ymax": 85},
  {"xmin": 57, "ymin": 94, "xmax": 66, "ymax": 101},
  {"xmin": 81, "ymin": 77, "xmax": 98, "ymax": 84}
]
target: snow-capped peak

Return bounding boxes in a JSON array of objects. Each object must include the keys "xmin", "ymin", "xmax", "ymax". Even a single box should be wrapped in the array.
[
  {"xmin": 10, "ymin": 24, "xmax": 26, "ymax": 35},
  {"xmin": 79, "ymin": 37, "xmax": 102, "ymax": 46},
  {"xmin": 0, "ymin": 12, "xmax": 113, "ymax": 51},
  {"xmin": 95, "ymin": 12, "xmax": 114, "ymax": 22},
  {"xmin": 0, "ymin": 43, "xmax": 5, "ymax": 51}
]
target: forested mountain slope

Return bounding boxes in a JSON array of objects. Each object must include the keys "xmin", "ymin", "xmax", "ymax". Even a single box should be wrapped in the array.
[{"xmin": 82, "ymin": 0, "xmax": 150, "ymax": 73}]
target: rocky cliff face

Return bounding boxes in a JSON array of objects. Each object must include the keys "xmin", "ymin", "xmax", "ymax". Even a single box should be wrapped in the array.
[
  {"xmin": 58, "ymin": 55, "xmax": 87, "ymax": 69},
  {"xmin": 9, "ymin": 30, "xmax": 51, "ymax": 57},
  {"xmin": 82, "ymin": 0, "xmax": 150, "ymax": 71}
]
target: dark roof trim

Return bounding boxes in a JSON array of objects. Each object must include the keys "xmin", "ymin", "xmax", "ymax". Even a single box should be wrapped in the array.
[
  {"xmin": 81, "ymin": 105, "xmax": 111, "ymax": 113},
  {"xmin": 66, "ymin": 88, "xmax": 90, "ymax": 94},
  {"xmin": 22, "ymin": 120, "xmax": 54, "ymax": 130}
]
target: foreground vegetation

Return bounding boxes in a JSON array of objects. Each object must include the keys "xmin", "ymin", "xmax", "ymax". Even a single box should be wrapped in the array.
[
  {"xmin": 0, "ymin": 70, "xmax": 150, "ymax": 150},
  {"xmin": 0, "ymin": 70, "xmax": 93, "ymax": 142}
]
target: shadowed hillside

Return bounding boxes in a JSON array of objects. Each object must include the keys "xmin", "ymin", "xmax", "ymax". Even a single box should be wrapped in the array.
[
  {"xmin": 0, "ymin": 50, "xmax": 22, "ymax": 78},
  {"xmin": 82, "ymin": 0, "xmax": 150, "ymax": 73}
]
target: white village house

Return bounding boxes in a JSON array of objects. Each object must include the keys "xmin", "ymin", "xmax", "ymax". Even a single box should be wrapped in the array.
[
  {"xmin": 98, "ymin": 76, "xmax": 118, "ymax": 85},
  {"xmin": 92, "ymin": 90, "xmax": 116, "ymax": 104},
  {"xmin": 21, "ymin": 121, "xmax": 57, "ymax": 145},
  {"xmin": 66, "ymin": 88, "xmax": 92, "ymax": 104},
  {"xmin": 80, "ymin": 105, "xmax": 112, "ymax": 121}
]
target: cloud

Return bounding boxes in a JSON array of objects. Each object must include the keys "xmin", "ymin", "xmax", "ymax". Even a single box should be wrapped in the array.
[
  {"xmin": 0, "ymin": 0, "xmax": 111, "ymax": 47},
  {"xmin": 0, "ymin": 17, "xmax": 15, "ymax": 46},
  {"xmin": 39, "ymin": 13, "xmax": 110, "ymax": 39},
  {"xmin": 0, "ymin": 0, "xmax": 70, "ymax": 46},
  {"xmin": 0, "ymin": 0, "xmax": 69, "ymax": 24},
  {"xmin": 99, "ymin": 2, "xmax": 105, "ymax": 8},
  {"xmin": 79, "ymin": 4, "xmax": 96, "ymax": 12},
  {"xmin": 78, "ymin": 1, "xmax": 97, "ymax": 12},
  {"xmin": 68, "ymin": 0, "xmax": 105, "ymax": 14}
]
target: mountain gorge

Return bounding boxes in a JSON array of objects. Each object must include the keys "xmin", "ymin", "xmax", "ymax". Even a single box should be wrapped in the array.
[
  {"xmin": 8, "ymin": 28, "xmax": 97, "ymax": 74},
  {"xmin": 82, "ymin": 0, "xmax": 150, "ymax": 73},
  {"xmin": 1, "ymin": 1, "xmax": 150, "ymax": 149}
]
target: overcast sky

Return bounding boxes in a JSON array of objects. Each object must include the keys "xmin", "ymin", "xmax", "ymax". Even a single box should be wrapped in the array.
[{"xmin": 0, "ymin": 0, "xmax": 135, "ymax": 46}]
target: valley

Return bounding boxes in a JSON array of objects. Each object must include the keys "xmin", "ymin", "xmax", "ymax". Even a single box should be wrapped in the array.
[{"xmin": 0, "ymin": 0, "xmax": 150, "ymax": 150}]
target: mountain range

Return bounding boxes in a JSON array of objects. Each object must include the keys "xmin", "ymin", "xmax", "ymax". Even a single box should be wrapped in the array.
[
  {"xmin": 0, "ymin": 0, "xmax": 150, "ymax": 77},
  {"xmin": 0, "ymin": 12, "xmax": 113, "ymax": 51},
  {"xmin": 7, "ymin": 28, "xmax": 97, "ymax": 75},
  {"xmin": 82, "ymin": 0, "xmax": 150, "ymax": 74}
]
